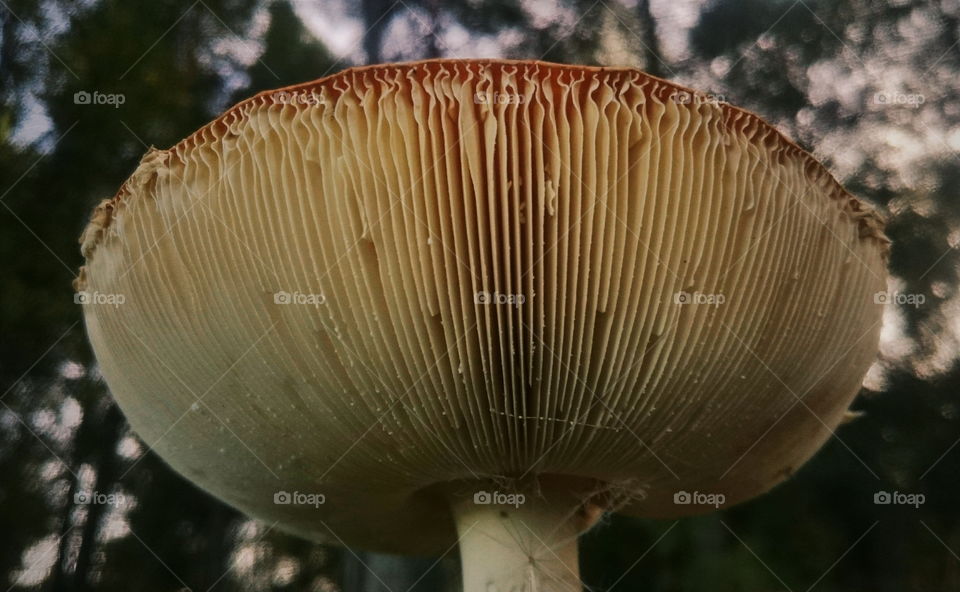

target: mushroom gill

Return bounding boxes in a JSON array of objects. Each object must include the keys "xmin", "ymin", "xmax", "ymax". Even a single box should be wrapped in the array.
[{"xmin": 77, "ymin": 59, "xmax": 887, "ymax": 589}]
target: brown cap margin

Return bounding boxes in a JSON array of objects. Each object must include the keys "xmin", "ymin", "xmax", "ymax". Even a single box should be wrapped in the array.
[{"xmin": 74, "ymin": 58, "xmax": 889, "ymax": 291}]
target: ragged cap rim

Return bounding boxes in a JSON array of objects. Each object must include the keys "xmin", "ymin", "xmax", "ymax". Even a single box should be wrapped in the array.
[{"xmin": 75, "ymin": 58, "xmax": 888, "ymax": 289}]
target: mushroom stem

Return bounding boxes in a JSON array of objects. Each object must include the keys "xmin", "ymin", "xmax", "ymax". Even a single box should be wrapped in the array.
[{"xmin": 450, "ymin": 486, "xmax": 602, "ymax": 592}]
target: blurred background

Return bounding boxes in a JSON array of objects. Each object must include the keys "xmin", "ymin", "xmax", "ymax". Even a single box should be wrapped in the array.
[{"xmin": 1, "ymin": 0, "xmax": 959, "ymax": 590}]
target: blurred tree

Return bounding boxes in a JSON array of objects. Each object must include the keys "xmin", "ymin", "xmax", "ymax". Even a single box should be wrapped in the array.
[
  {"xmin": 231, "ymin": 0, "xmax": 336, "ymax": 103},
  {"xmin": 361, "ymin": 0, "xmax": 400, "ymax": 64},
  {"xmin": 636, "ymin": 0, "xmax": 666, "ymax": 77}
]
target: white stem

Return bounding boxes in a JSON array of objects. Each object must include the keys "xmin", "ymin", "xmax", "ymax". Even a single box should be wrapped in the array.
[{"xmin": 450, "ymin": 487, "xmax": 601, "ymax": 592}]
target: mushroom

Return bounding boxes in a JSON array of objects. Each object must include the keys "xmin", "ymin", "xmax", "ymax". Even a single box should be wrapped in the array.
[{"xmin": 76, "ymin": 59, "xmax": 888, "ymax": 591}]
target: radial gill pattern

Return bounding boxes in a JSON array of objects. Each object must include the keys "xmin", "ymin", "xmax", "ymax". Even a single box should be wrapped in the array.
[{"xmin": 77, "ymin": 60, "xmax": 888, "ymax": 554}]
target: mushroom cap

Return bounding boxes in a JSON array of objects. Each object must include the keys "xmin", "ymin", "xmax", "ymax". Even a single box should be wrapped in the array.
[{"xmin": 77, "ymin": 59, "xmax": 888, "ymax": 555}]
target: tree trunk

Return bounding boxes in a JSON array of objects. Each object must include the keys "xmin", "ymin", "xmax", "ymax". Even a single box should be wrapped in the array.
[{"xmin": 636, "ymin": 0, "xmax": 666, "ymax": 78}]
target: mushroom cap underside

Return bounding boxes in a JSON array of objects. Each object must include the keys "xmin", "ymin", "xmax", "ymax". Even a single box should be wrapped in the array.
[{"xmin": 77, "ymin": 59, "xmax": 888, "ymax": 555}]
